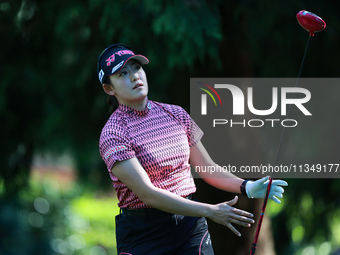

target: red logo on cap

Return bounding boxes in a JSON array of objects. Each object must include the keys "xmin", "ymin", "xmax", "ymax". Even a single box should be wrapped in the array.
[
  {"xmin": 105, "ymin": 50, "xmax": 134, "ymax": 66},
  {"xmin": 106, "ymin": 54, "xmax": 115, "ymax": 66}
]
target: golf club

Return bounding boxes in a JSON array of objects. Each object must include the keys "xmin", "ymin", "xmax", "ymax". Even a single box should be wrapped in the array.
[{"xmin": 250, "ymin": 10, "xmax": 326, "ymax": 255}]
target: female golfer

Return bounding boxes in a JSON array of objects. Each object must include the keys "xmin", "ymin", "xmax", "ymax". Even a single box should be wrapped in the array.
[{"xmin": 97, "ymin": 43, "xmax": 287, "ymax": 254}]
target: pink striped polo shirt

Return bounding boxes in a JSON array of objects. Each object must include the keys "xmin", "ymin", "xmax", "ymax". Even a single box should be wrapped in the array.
[{"xmin": 99, "ymin": 100, "xmax": 203, "ymax": 209}]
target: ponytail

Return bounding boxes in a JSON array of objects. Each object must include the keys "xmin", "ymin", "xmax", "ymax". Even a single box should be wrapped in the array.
[
  {"xmin": 107, "ymin": 95, "xmax": 119, "ymax": 114},
  {"xmin": 104, "ymin": 77, "xmax": 119, "ymax": 114}
]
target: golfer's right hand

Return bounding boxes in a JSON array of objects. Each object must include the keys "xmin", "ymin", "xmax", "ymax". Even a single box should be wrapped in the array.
[{"xmin": 208, "ymin": 196, "xmax": 255, "ymax": 237}]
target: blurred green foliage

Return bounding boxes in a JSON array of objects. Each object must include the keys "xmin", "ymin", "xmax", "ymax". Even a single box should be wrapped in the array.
[
  {"xmin": 1, "ymin": 0, "xmax": 340, "ymax": 254},
  {"xmin": 1, "ymin": 172, "xmax": 119, "ymax": 254},
  {"xmin": 267, "ymin": 185, "xmax": 340, "ymax": 255}
]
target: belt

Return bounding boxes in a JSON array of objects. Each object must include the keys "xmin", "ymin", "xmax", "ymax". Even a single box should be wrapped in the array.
[{"xmin": 121, "ymin": 194, "xmax": 194, "ymax": 217}]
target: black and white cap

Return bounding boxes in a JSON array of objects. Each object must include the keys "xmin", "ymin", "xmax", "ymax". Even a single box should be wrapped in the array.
[{"xmin": 97, "ymin": 43, "xmax": 149, "ymax": 84}]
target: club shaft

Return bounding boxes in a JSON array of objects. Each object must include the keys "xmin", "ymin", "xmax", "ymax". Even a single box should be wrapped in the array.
[
  {"xmin": 250, "ymin": 178, "xmax": 273, "ymax": 255},
  {"xmin": 273, "ymin": 35, "xmax": 312, "ymax": 168},
  {"xmin": 250, "ymin": 35, "xmax": 312, "ymax": 255}
]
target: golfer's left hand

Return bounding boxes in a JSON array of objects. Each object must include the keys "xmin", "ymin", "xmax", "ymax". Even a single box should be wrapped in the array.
[{"xmin": 245, "ymin": 176, "xmax": 288, "ymax": 204}]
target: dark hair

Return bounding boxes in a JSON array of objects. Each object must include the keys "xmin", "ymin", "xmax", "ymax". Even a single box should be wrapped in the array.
[{"xmin": 104, "ymin": 77, "xmax": 119, "ymax": 114}]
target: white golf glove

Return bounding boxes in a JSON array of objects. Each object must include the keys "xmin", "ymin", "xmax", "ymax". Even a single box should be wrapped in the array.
[{"xmin": 246, "ymin": 176, "xmax": 288, "ymax": 204}]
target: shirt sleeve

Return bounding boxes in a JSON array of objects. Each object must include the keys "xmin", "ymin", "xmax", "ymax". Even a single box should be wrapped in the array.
[
  {"xmin": 99, "ymin": 122, "xmax": 136, "ymax": 172},
  {"xmin": 173, "ymin": 106, "xmax": 204, "ymax": 147},
  {"xmin": 188, "ymin": 116, "xmax": 204, "ymax": 147}
]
